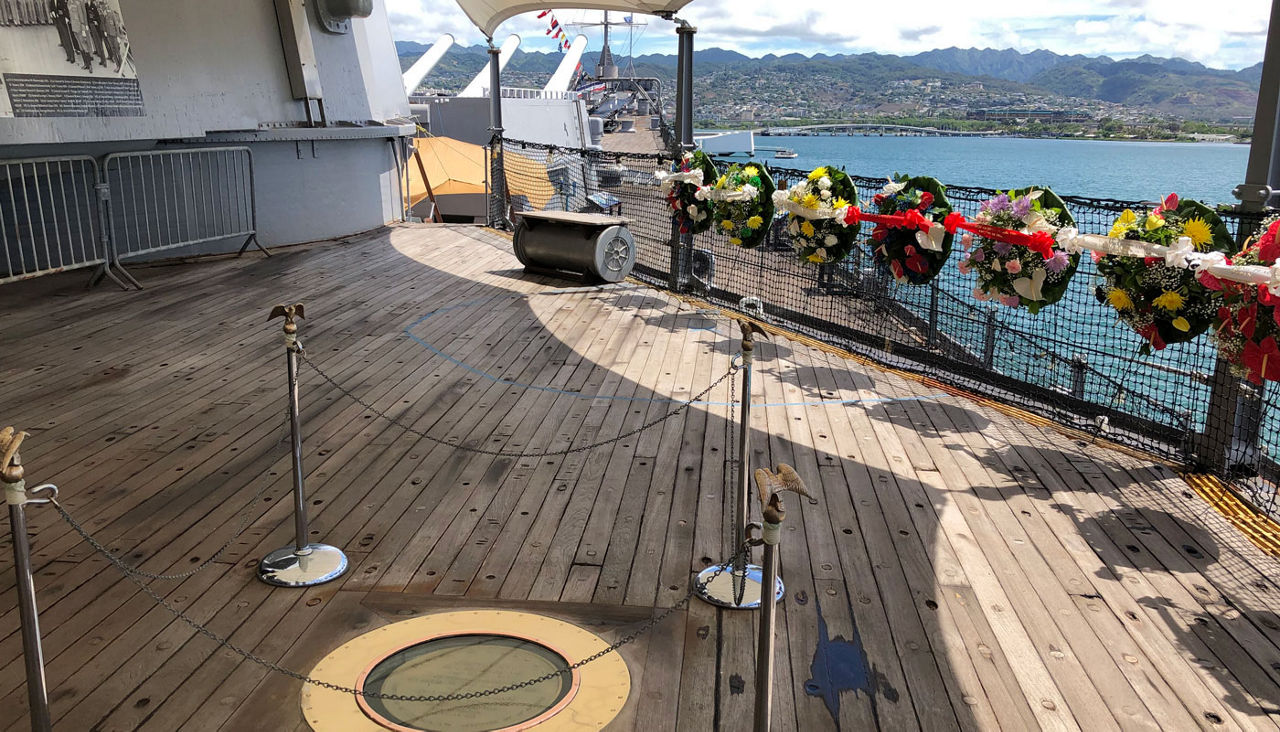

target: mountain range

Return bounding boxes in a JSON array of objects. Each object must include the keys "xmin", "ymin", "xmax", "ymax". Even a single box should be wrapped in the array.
[{"xmin": 395, "ymin": 42, "xmax": 1261, "ymax": 122}]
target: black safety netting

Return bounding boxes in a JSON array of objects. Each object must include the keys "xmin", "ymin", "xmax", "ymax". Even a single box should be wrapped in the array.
[{"xmin": 498, "ymin": 137, "xmax": 1280, "ymax": 518}]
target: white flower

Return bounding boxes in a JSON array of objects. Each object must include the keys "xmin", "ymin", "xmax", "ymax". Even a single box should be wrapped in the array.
[
  {"xmin": 881, "ymin": 178, "xmax": 906, "ymax": 195},
  {"xmin": 788, "ymin": 220, "xmax": 799, "ymax": 235},
  {"xmin": 814, "ymin": 247, "xmax": 828, "ymax": 261},
  {"xmin": 740, "ymin": 184, "xmax": 758, "ymax": 200},
  {"xmin": 687, "ymin": 204, "xmax": 698, "ymax": 215},
  {"xmin": 1022, "ymin": 212, "xmax": 1053, "ymax": 232},
  {"xmin": 824, "ymin": 234, "xmax": 837, "ymax": 246},
  {"xmin": 820, "ymin": 190, "xmax": 831, "ymax": 200},
  {"xmin": 818, "ymin": 177, "xmax": 832, "ymax": 190}
]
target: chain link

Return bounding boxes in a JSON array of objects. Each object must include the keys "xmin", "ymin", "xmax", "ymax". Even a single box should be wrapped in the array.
[
  {"xmin": 299, "ymin": 353, "xmax": 738, "ymax": 459},
  {"xmin": 51, "ymin": 494, "xmax": 748, "ymax": 704}
]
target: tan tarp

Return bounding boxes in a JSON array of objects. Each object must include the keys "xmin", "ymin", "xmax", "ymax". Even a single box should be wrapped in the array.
[
  {"xmin": 408, "ymin": 136, "xmax": 554, "ymax": 211},
  {"xmin": 456, "ymin": 2, "xmax": 694, "ymax": 38}
]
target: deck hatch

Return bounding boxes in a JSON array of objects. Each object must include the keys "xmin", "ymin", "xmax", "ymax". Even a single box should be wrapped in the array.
[
  {"xmin": 303, "ymin": 610, "xmax": 630, "ymax": 732},
  {"xmin": 358, "ymin": 633, "xmax": 575, "ymax": 731}
]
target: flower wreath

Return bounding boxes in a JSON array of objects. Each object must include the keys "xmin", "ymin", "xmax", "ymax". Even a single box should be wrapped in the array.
[
  {"xmin": 707, "ymin": 161, "xmax": 776, "ymax": 248},
  {"xmin": 961, "ymin": 187, "xmax": 1078, "ymax": 314},
  {"xmin": 871, "ymin": 174, "xmax": 953, "ymax": 284},
  {"xmin": 775, "ymin": 165, "xmax": 860, "ymax": 264},
  {"xmin": 1208, "ymin": 215, "xmax": 1280, "ymax": 384},
  {"xmin": 1094, "ymin": 194, "xmax": 1233, "ymax": 354},
  {"xmin": 657, "ymin": 150, "xmax": 719, "ymax": 235}
]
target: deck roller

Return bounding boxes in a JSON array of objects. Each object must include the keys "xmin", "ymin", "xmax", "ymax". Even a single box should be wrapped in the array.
[{"xmin": 512, "ymin": 211, "xmax": 636, "ymax": 283}]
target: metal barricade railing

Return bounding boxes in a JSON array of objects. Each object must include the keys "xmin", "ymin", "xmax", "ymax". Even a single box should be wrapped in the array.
[
  {"xmin": 101, "ymin": 147, "xmax": 262, "ymax": 271},
  {"xmin": 0, "ymin": 156, "xmax": 110, "ymax": 286}
]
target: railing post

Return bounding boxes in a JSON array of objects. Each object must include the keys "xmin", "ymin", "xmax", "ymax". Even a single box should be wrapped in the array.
[
  {"xmin": 258, "ymin": 304, "xmax": 349, "ymax": 587},
  {"xmin": 926, "ymin": 283, "xmax": 939, "ymax": 350},
  {"xmin": 1070, "ymin": 353, "xmax": 1088, "ymax": 400},
  {"xmin": 981, "ymin": 309, "xmax": 997, "ymax": 369},
  {"xmin": 1, "ymin": 429, "xmax": 52, "ymax": 732}
]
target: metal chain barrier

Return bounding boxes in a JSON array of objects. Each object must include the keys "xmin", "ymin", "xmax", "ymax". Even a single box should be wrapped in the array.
[
  {"xmin": 50, "ymin": 498, "xmax": 748, "ymax": 703},
  {"xmin": 300, "ymin": 352, "xmax": 738, "ymax": 459}
]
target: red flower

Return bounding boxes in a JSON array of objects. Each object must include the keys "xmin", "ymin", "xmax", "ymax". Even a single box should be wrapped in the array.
[
  {"xmin": 1259, "ymin": 221, "xmax": 1280, "ymax": 264},
  {"xmin": 1143, "ymin": 256, "xmax": 1161, "ymax": 267},
  {"xmin": 889, "ymin": 259, "xmax": 905, "ymax": 279},
  {"xmin": 1218, "ymin": 307, "xmax": 1236, "ymax": 337},
  {"xmin": 1260, "ymin": 285, "xmax": 1280, "ymax": 307},
  {"xmin": 906, "ymin": 254, "xmax": 929, "ymax": 274},
  {"xmin": 904, "ymin": 244, "xmax": 917, "ymax": 257},
  {"xmin": 918, "ymin": 191, "xmax": 934, "ymax": 210},
  {"xmin": 1138, "ymin": 324, "xmax": 1166, "ymax": 351},
  {"xmin": 873, "ymin": 193, "xmax": 885, "ymax": 205},
  {"xmin": 1243, "ymin": 336, "xmax": 1280, "ymax": 384},
  {"xmin": 1197, "ymin": 269, "xmax": 1224, "ymax": 291},
  {"xmin": 871, "ymin": 225, "xmax": 887, "ymax": 242},
  {"xmin": 1239, "ymin": 304, "xmax": 1258, "ymax": 339}
]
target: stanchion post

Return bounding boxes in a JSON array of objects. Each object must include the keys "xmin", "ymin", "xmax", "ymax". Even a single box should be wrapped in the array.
[
  {"xmin": 695, "ymin": 319, "xmax": 783, "ymax": 610},
  {"xmin": 1, "ymin": 428, "xmax": 52, "ymax": 732},
  {"xmin": 258, "ymin": 304, "xmax": 349, "ymax": 587},
  {"xmin": 753, "ymin": 493, "xmax": 783, "ymax": 732},
  {"xmin": 750, "ymin": 464, "xmax": 808, "ymax": 732}
]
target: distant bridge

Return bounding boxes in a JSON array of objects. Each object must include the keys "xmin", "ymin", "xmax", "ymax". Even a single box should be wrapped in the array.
[{"xmin": 757, "ymin": 123, "xmax": 1003, "ymax": 137}]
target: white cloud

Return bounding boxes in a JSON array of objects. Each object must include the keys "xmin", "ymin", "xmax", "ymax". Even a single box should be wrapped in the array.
[{"xmin": 385, "ymin": 0, "xmax": 1271, "ymax": 69}]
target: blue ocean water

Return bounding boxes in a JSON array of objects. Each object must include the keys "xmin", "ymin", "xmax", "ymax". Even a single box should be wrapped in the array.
[{"xmin": 757, "ymin": 135, "xmax": 1251, "ymax": 206}]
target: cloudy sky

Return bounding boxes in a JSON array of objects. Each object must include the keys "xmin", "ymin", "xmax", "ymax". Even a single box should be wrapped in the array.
[{"xmin": 387, "ymin": 0, "xmax": 1272, "ymax": 70}]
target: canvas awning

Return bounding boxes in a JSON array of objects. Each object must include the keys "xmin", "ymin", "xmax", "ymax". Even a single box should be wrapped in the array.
[
  {"xmin": 455, "ymin": 1, "xmax": 692, "ymax": 37},
  {"xmin": 408, "ymin": 136, "xmax": 554, "ymax": 211}
]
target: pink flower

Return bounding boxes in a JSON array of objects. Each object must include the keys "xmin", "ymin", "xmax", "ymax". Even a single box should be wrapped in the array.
[
  {"xmin": 960, "ymin": 232, "xmax": 974, "ymax": 251},
  {"xmin": 1005, "ymin": 259, "xmax": 1022, "ymax": 274},
  {"xmin": 1091, "ymin": 250, "xmax": 1104, "ymax": 264},
  {"xmin": 958, "ymin": 259, "xmax": 971, "ymax": 275},
  {"xmin": 973, "ymin": 288, "xmax": 988, "ymax": 301}
]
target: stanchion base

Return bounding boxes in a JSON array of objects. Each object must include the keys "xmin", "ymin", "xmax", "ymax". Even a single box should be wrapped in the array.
[
  {"xmin": 258, "ymin": 544, "xmax": 348, "ymax": 587},
  {"xmin": 694, "ymin": 563, "xmax": 784, "ymax": 609}
]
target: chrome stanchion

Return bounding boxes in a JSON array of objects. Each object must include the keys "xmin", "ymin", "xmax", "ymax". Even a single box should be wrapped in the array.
[
  {"xmin": 1, "ymin": 428, "xmax": 52, "ymax": 732},
  {"xmin": 258, "ymin": 304, "xmax": 348, "ymax": 587},
  {"xmin": 751, "ymin": 464, "xmax": 807, "ymax": 732},
  {"xmin": 696, "ymin": 319, "xmax": 783, "ymax": 609}
]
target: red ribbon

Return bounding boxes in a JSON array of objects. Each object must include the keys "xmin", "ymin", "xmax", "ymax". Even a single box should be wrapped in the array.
[{"xmin": 835, "ymin": 206, "xmax": 1056, "ymax": 260}]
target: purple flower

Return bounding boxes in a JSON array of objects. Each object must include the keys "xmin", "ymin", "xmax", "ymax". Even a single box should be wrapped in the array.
[
  {"xmin": 993, "ymin": 240, "xmax": 1012, "ymax": 256},
  {"xmin": 1012, "ymin": 196, "xmax": 1033, "ymax": 219},
  {"xmin": 1000, "ymin": 294, "xmax": 1021, "ymax": 307},
  {"xmin": 981, "ymin": 193, "xmax": 1011, "ymax": 215},
  {"xmin": 1045, "ymin": 251, "xmax": 1070, "ymax": 273},
  {"xmin": 970, "ymin": 247, "xmax": 985, "ymax": 262}
]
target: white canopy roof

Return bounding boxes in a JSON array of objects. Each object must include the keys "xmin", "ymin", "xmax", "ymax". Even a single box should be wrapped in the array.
[{"xmin": 456, "ymin": 2, "xmax": 690, "ymax": 37}]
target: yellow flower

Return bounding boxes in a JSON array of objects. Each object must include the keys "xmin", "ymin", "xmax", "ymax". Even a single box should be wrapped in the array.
[
  {"xmin": 746, "ymin": 215, "xmax": 764, "ymax": 230},
  {"xmin": 808, "ymin": 167, "xmax": 828, "ymax": 181},
  {"xmin": 1107, "ymin": 288, "xmax": 1134, "ymax": 311},
  {"xmin": 832, "ymin": 197, "xmax": 850, "ymax": 209},
  {"xmin": 721, "ymin": 219, "xmax": 735, "ymax": 231},
  {"xmin": 1172, "ymin": 316, "xmax": 1191, "ymax": 332},
  {"xmin": 743, "ymin": 165, "xmax": 759, "ymax": 177},
  {"xmin": 729, "ymin": 237, "xmax": 742, "ymax": 246},
  {"xmin": 1116, "ymin": 209, "xmax": 1137, "ymax": 226},
  {"xmin": 1152, "ymin": 290, "xmax": 1184, "ymax": 311},
  {"xmin": 800, "ymin": 221, "xmax": 815, "ymax": 237},
  {"xmin": 802, "ymin": 193, "xmax": 819, "ymax": 209},
  {"xmin": 1182, "ymin": 218, "xmax": 1213, "ymax": 249},
  {"xmin": 808, "ymin": 252, "xmax": 826, "ymax": 263},
  {"xmin": 715, "ymin": 175, "xmax": 728, "ymax": 188},
  {"xmin": 1145, "ymin": 213, "xmax": 1165, "ymax": 231}
]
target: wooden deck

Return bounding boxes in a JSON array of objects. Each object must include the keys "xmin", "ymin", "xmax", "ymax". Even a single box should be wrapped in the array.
[{"xmin": 3, "ymin": 223, "xmax": 1280, "ymax": 730}]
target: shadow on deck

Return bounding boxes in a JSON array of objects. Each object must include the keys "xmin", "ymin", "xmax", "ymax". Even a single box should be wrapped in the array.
[{"xmin": 0, "ymin": 223, "xmax": 1279, "ymax": 730}]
